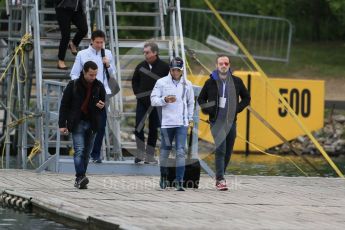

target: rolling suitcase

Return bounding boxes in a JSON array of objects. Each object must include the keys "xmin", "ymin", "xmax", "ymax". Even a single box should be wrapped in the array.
[{"xmin": 166, "ymin": 158, "xmax": 201, "ymax": 188}]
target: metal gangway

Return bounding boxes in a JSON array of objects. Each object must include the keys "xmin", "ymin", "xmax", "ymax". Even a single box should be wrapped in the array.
[
  {"xmin": 0, "ymin": 0, "xmax": 294, "ymax": 176},
  {"xmin": 0, "ymin": 0, "xmax": 206, "ymax": 175}
]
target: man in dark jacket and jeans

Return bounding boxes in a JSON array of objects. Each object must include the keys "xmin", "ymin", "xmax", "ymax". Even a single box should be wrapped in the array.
[
  {"xmin": 198, "ymin": 56, "xmax": 250, "ymax": 191},
  {"xmin": 59, "ymin": 61, "xmax": 106, "ymax": 189},
  {"xmin": 132, "ymin": 42, "xmax": 170, "ymax": 163}
]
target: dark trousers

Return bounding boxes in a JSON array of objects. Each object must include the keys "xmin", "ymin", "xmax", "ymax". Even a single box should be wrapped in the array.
[
  {"xmin": 91, "ymin": 109, "xmax": 107, "ymax": 160},
  {"xmin": 55, "ymin": 8, "xmax": 88, "ymax": 61},
  {"xmin": 210, "ymin": 122, "xmax": 237, "ymax": 181},
  {"xmin": 134, "ymin": 100, "xmax": 160, "ymax": 160}
]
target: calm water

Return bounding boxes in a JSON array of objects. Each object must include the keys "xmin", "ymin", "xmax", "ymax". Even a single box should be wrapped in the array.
[
  {"xmin": 4, "ymin": 153, "xmax": 345, "ymax": 177},
  {"xmin": 203, "ymin": 153, "xmax": 345, "ymax": 177},
  {"xmin": 0, "ymin": 157, "xmax": 73, "ymax": 229},
  {"xmin": 0, "ymin": 206, "xmax": 74, "ymax": 230}
]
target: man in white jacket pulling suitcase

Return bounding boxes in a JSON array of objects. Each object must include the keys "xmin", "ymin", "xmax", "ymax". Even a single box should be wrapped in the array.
[{"xmin": 151, "ymin": 57, "xmax": 195, "ymax": 191}]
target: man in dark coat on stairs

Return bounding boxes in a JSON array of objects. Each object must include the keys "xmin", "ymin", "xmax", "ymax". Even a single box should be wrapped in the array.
[{"xmin": 132, "ymin": 42, "xmax": 170, "ymax": 164}]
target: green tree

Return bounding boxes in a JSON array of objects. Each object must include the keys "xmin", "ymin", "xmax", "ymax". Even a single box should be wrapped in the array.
[
  {"xmin": 327, "ymin": 0, "xmax": 345, "ymax": 39},
  {"xmin": 182, "ymin": 0, "xmax": 343, "ymax": 41}
]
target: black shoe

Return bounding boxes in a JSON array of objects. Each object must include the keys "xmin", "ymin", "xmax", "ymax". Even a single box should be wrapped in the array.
[
  {"xmin": 159, "ymin": 176, "xmax": 168, "ymax": 189},
  {"xmin": 134, "ymin": 158, "xmax": 143, "ymax": 164},
  {"xmin": 75, "ymin": 176, "xmax": 89, "ymax": 189}
]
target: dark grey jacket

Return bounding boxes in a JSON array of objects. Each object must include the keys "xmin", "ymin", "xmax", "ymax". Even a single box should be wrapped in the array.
[{"xmin": 132, "ymin": 57, "xmax": 170, "ymax": 106}]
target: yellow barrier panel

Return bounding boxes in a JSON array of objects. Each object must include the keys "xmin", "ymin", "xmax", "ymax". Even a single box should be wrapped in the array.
[{"xmin": 203, "ymin": 0, "xmax": 344, "ymax": 177}]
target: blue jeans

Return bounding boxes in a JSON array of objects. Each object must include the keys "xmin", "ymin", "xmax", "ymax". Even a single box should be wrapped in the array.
[
  {"xmin": 72, "ymin": 120, "xmax": 97, "ymax": 178},
  {"xmin": 91, "ymin": 109, "xmax": 106, "ymax": 160},
  {"xmin": 210, "ymin": 123, "xmax": 237, "ymax": 181},
  {"xmin": 160, "ymin": 126, "xmax": 188, "ymax": 182},
  {"xmin": 134, "ymin": 100, "xmax": 160, "ymax": 160}
]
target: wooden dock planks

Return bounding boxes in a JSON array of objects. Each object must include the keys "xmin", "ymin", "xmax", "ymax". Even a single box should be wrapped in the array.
[{"xmin": 1, "ymin": 170, "xmax": 345, "ymax": 229}]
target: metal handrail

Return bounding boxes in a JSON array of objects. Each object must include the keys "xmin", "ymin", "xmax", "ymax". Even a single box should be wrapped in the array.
[
  {"xmin": 107, "ymin": 1, "xmax": 123, "ymax": 159},
  {"xmin": 32, "ymin": 0, "xmax": 45, "ymax": 166},
  {"xmin": 176, "ymin": 0, "xmax": 187, "ymax": 81}
]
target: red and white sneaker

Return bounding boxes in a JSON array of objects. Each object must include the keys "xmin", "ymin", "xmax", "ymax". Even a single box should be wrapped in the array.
[{"xmin": 216, "ymin": 180, "xmax": 228, "ymax": 191}]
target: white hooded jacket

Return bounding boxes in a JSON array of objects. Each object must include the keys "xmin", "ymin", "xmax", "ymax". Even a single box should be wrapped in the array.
[{"xmin": 151, "ymin": 73, "xmax": 195, "ymax": 128}]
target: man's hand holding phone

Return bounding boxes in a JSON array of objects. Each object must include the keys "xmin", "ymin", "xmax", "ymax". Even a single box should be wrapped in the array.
[
  {"xmin": 96, "ymin": 100, "xmax": 105, "ymax": 109},
  {"xmin": 164, "ymin": 95, "xmax": 176, "ymax": 103}
]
